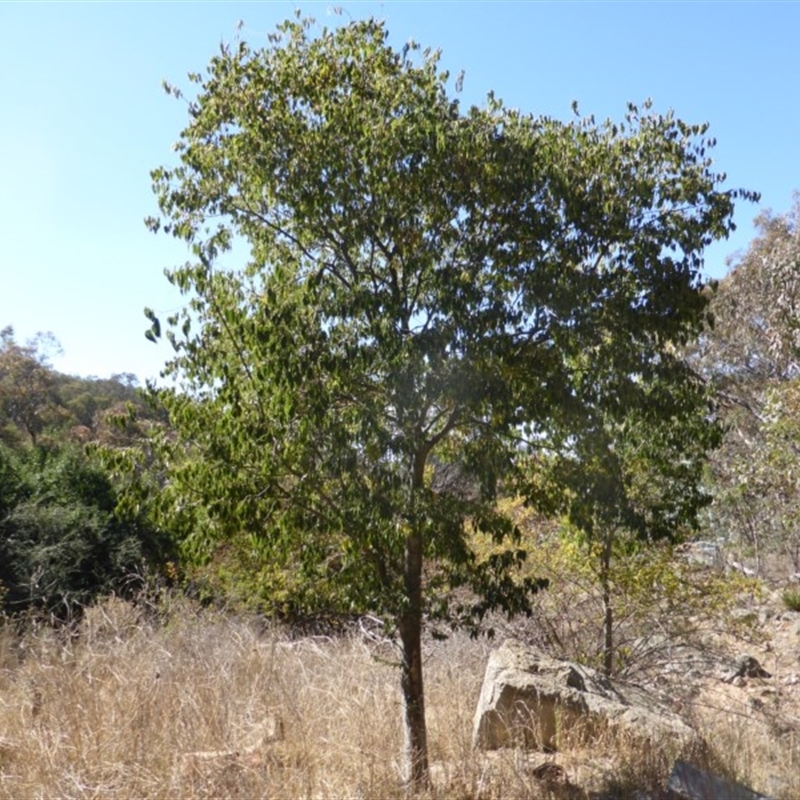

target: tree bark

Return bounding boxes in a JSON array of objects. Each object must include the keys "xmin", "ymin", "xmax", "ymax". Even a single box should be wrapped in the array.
[
  {"xmin": 601, "ymin": 531, "xmax": 614, "ymax": 677},
  {"xmin": 398, "ymin": 452, "xmax": 430, "ymax": 792},
  {"xmin": 398, "ymin": 574, "xmax": 429, "ymax": 792}
]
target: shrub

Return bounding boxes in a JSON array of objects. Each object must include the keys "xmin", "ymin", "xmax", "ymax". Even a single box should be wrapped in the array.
[
  {"xmin": 782, "ymin": 588, "xmax": 800, "ymax": 612},
  {"xmin": 0, "ymin": 443, "xmax": 175, "ymax": 619}
]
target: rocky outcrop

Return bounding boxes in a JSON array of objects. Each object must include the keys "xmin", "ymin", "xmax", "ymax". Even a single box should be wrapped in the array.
[
  {"xmin": 667, "ymin": 759, "xmax": 773, "ymax": 800},
  {"xmin": 473, "ymin": 639, "xmax": 702, "ymax": 755}
]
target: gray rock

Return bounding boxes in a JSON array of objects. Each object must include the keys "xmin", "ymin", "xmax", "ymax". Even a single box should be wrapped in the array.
[
  {"xmin": 678, "ymin": 540, "xmax": 724, "ymax": 568},
  {"xmin": 667, "ymin": 759, "xmax": 773, "ymax": 800},
  {"xmin": 472, "ymin": 639, "xmax": 702, "ymax": 754},
  {"xmin": 731, "ymin": 608, "xmax": 759, "ymax": 626},
  {"xmin": 723, "ymin": 655, "xmax": 772, "ymax": 683}
]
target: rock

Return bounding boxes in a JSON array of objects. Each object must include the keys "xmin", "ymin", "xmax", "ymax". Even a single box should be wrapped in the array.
[
  {"xmin": 723, "ymin": 655, "xmax": 772, "ymax": 683},
  {"xmin": 727, "ymin": 559, "xmax": 756, "ymax": 577},
  {"xmin": 530, "ymin": 761, "xmax": 568, "ymax": 784},
  {"xmin": 175, "ymin": 714, "xmax": 285, "ymax": 791},
  {"xmin": 472, "ymin": 640, "xmax": 702, "ymax": 755},
  {"xmin": 731, "ymin": 608, "xmax": 759, "ymax": 626},
  {"xmin": 666, "ymin": 759, "xmax": 773, "ymax": 800}
]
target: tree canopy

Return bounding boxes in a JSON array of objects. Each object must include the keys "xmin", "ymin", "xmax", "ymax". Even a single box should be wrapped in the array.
[
  {"xmin": 0, "ymin": 327, "xmax": 65, "ymax": 445},
  {"xmin": 143, "ymin": 15, "xmax": 754, "ymax": 787},
  {"xmin": 696, "ymin": 196, "xmax": 800, "ymax": 572}
]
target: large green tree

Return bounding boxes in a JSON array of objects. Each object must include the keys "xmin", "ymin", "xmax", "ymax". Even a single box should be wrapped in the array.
[{"xmin": 143, "ymin": 16, "xmax": 752, "ymax": 787}]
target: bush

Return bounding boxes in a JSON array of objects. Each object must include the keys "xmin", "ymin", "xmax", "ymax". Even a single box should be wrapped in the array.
[
  {"xmin": 782, "ymin": 588, "xmax": 800, "ymax": 612},
  {"xmin": 0, "ymin": 443, "xmax": 175, "ymax": 619},
  {"xmin": 489, "ymin": 497, "xmax": 760, "ymax": 677}
]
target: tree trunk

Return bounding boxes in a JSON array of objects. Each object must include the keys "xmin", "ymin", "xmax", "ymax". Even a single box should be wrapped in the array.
[
  {"xmin": 601, "ymin": 531, "xmax": 614, "ymax": 677},
  {"xmin": 398, "ymin": 574, "xmax": 429, "ymax": 792},
  {"xmin": 397, "ymin": 453, "xmax": 430, "ymax": 792}
]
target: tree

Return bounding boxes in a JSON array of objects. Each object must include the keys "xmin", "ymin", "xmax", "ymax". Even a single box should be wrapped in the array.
[
  {"xmin": 701, "ymin": 195, "xmax": 800, "ymax": 390},
  {"xmin": 143, "ymin": 16, "xmax": 752, "ymax": 788},
  {"xmin": 694, "ymin": 196, "xmax": 800, "ymax": 572},
  {"xmin": 0, "ymin": 327, "xmax": 67, "ymax": 445},
  {"xmin": 533, "ymin": 366, "xmax": 720, "ymax": 676}
]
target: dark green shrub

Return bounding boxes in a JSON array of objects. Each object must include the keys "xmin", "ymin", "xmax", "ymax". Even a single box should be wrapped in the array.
[{"xmin": 0, "ymin": 443, "xmax": 175, "ymax": 619}]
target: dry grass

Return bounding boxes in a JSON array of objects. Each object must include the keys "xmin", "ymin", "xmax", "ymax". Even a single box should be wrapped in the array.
[{"xmin": 0, "ymin": 595, "xmax": 798, "ymax": 799}]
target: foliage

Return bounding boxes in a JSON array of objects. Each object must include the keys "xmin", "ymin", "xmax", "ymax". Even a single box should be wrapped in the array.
[
  {"xmin": 0, "ymin": 327, "xmax": 179, "ymax": 618},
  {"xmin": 173, "ymin": 538, "xmax": 345, "ymax": 619},
  {"xmin": 0, "ymin": 327, "xmax": 67, "ymax": 445},
  {"xmin": 533, "ymin": 376, "xmax": 720, "ymax": 543},
  {"xmin": 782, "ymin": 588, "xmax": 800, "ymax": 612},
  {"xmin": 696, "ymin": 196, "xmax": 800, "ymax": 572},
  {"xmin": 142, "ymin": 14, "xmax": 753, "ymax": 786},
  {"xmin": 492, "ymin": 498, "xmax": 756, "ymax": 677},
  {"xmin": 0, "ymin": 442, "xmax": 176, "ymax": 619},
  {"xmin": 550, "ymin": 530, "xmax": 759, "ymax": 672},
  {"xmin": 531, "ymin": 365, "xmax": 721, "ymax": 675}
]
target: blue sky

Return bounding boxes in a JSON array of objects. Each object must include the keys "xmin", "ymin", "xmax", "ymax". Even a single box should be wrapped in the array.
[{"xmin": 1, "ymin": 2, "xmax": 798, "ymax": 381}]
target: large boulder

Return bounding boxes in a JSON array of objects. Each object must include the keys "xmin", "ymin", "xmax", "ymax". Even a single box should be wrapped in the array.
[{"xmin": 473, "ymin": 639, "xmax": 702, "ymax": 755}]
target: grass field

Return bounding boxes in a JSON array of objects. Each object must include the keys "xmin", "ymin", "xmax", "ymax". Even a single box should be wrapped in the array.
[{"xmin": 0, "ymin": 594, "xmax": 797, "ymax": 799}]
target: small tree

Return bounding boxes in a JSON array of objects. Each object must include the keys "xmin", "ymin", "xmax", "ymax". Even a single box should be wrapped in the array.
[
  {"xmin": 143, "ymin": 16, "xmax": 751, "ymax": 788},
  {"xmin": 533, "ymin": 366, "xmax": 721, "ymax": 676}
]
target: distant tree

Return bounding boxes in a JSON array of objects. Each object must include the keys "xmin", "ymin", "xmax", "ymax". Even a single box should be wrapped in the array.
[
  {"xmin": 694, "ymin": 196, "xmax": 800, "ymax": 571},
  {"xmin": 694, "ymin": 194, "xmax": 800, "ymax": 406},
  {"xmin": 111, "ymin": 373, "xmax": 139, "ymax": 390},
  {"xmin": 0, "ymin": 327, "xmax": 68, "ymax": 445},
  {"xmin": 57, "ymin": 373, "xmax": 141, "ymax": 429},
  {"xmin": 143, "ymin": 16, "xmax": 753, "ymax": 788},
  {"xmin": 0, "ymin": 329, "xmax": 152, "ymax": 446}
]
